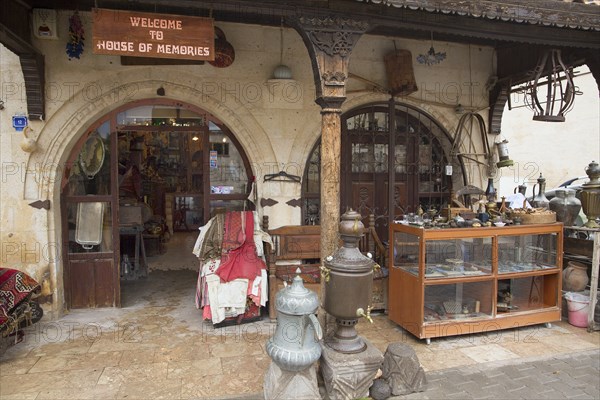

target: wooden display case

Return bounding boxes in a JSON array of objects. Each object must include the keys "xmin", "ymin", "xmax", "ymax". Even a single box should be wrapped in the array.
[{"xmin": 388, "ymin": 223, "xmax": 563, "ymax": 343}]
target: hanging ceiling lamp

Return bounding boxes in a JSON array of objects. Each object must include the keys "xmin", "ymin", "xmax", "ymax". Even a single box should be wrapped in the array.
[
  {"xmin": 526, "ymin": 49, "xmax": 576, "ymax": 122},
  {"xmin": 272, "ymin": 18, "xmax": 292, "ymax": 79},
  {"xmin": 416, "ymin": 32, "xmax": 446, "ymax": 66}
]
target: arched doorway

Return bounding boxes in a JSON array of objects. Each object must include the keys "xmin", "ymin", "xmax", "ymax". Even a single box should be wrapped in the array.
[
  {"xmin": 302, "ymin": 102, "xmax": 463, "ymax": 241},
  {"xmin": 61, "ymin": 99, "xmax": 253, "ymax": 308}
]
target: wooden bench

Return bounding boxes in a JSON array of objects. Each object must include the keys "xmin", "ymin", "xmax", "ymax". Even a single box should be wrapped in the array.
[
  {"xmin": 265, "ymin": 225, "xmax": 321, "ymax": 321},
  {"xmin": 264, "ymin": 215, "xmax": 388, "ymax": 321}
]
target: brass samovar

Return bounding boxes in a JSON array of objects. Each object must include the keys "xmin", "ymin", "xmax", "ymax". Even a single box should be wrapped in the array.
[{"xmin": 321, "ymin": 209, "xmax": 375, "ymax": 354}]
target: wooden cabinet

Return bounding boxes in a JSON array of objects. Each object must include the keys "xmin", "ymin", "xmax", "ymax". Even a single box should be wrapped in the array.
[{"xmin": 388, "ymin": 223, "xmax": 563, "ymax": 343}]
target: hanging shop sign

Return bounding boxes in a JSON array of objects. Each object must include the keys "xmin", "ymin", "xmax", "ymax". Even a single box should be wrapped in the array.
[{"xmin": 92, "ymin": 8, "xmax": 214, "ymax": 61}]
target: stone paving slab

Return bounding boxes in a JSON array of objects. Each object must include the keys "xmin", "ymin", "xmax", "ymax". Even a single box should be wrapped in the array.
[{"xmin": 392, "ymin": 349, "xmax": 600, "ymax": 400}]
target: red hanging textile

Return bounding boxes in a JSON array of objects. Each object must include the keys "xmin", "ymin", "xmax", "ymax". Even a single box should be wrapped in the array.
[{"xmin": 216, "ymin": 211, "xmax": 266, "ymax": 282}]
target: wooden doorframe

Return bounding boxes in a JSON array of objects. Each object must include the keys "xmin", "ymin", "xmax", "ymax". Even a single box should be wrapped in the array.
[
  {"xmin": 61, "ymin": 121, "xmax": 120, "ymax": 309},
  {"xmin": 61, "ymin": 99, "xmax": 255, "ymax": 308}
]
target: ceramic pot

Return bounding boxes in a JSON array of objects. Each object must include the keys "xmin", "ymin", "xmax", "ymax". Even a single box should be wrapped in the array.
[
  {"xmin": 549, "ymin": 189, "xmax": 582, "ymax": 227},
  {"xmin": 563, "ymin": 261, "xmax": 589, "ymax": 292}
]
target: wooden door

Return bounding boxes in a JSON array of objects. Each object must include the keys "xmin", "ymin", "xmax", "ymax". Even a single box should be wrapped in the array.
[
  {"xmin": 341, "ymin": 107, "xmax": 412, "ymax": 241},
  {"xmin": 62, "ymin": 121, "xmax": 120, "ymax": 308},
  {"xmin": 340, "ymin": 104, "xmax": 454, "ymax": 242}
]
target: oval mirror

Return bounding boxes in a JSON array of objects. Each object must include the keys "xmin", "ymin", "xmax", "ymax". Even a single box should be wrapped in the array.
[{"xmin": 79, "ymin": 132, "xmax": 105, "ymax": 179}]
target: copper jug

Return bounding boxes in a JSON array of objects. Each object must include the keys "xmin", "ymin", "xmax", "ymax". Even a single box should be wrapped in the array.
[{"xmin": 532, "ymin": 173, "xmax": 550, "ymax": 209}]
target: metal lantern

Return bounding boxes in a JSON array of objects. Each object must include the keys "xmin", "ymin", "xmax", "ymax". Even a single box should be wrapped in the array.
[
  {"xmin": 321, "ymin": 209, "xmax": 375, "ymax": 354},
  {"xmin": 495, "ymin": 139, "xmax": 514, "ymax": 168},
  {"xmin": 527, "ymin": 49, "xmax": 576, "ymax": 122}
]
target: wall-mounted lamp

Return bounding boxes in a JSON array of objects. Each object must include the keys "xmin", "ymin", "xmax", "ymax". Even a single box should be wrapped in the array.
[
  {"xmin": 156, "ymin": 87, "xmax": 165, "ymax": 96},
  {"xmin": 192, "ymin": 133, "xmax": 199, "ymax": 141}
]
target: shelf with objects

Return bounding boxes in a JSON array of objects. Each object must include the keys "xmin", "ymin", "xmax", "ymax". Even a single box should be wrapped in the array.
[
  {"xmin": 388, "ymin": 222, "xmax": 563, "ymax": 343},
  {"xmin": 563, "ymin": 225, "xmax": 600, "ymax": 332}
]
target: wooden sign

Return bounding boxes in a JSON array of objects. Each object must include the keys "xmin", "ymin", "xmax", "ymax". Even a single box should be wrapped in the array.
[{"xmin": 92, "ymin": 8, "xmax": 214, "ymax": 61}]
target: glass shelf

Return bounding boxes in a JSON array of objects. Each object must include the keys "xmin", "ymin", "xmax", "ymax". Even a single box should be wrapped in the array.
[
  {"xmin": 424, "ymin": 281, "xmax": 493, "ymax": 323},
  {"xmin": 498, "ymin": 233, "xmax": 558, "ymax": 274}
]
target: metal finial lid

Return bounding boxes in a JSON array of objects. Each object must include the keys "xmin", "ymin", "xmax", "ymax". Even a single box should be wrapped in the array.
[
  {"xmin": 537, "ymin": 173, "xmax": 546, "ymax": 184},
  {"xmin": 583, "ymin": 160, "xmax": 600, "ymax": 187},
  {"xmin": 275, "ymin": 268, "xmax": 319, "ymax": 315},
  {"xmin": 289, "ymin": 268, "xmax": 308, "ymax": 293},
  {"xmin": 339, "ymin": 208, "xmax": 364, "ymax": 240}
]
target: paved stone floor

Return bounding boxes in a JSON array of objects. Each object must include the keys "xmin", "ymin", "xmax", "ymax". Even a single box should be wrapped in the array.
[{"xmin": 0, "ymin": 270, "xmax": 598, "ymax": 399}]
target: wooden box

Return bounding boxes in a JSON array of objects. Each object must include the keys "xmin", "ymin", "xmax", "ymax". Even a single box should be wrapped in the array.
[
  {"xmin": 441, "ymin": 207, "xmax": 473, "ymax": 219},
  {"xmin": 120, "ymin": 205, "xmax": 142, "ymax": 226}
]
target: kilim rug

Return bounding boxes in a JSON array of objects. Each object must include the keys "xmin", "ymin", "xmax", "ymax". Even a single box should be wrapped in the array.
[{"xmin": 0, "ymin": 268, "xmax": 41, "ymax": 333}]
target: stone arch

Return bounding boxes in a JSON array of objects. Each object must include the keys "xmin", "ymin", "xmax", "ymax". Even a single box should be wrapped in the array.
[
  {"xmin": 22, "ymin": 71, "xmax": 277, "ymax": 315},
  {"xmin": 25, "ymin": 70, "xmax": 277, "ymax": 204},
  {"xmin": 300, "ymin": 93, "xmax": 474, "ymax": 225}
]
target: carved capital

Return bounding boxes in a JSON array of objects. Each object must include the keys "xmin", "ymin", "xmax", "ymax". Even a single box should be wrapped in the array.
[
  {"xmin": 322, "ymin": 71, "xmax": 347, "ymax": 87},
  {"xmin": 292, "ymin": 16, "xmax": 368, "ymax": 103},
  {"xmin": 298, "ymin": 16, "xmax": 369, "ymax": 58}
]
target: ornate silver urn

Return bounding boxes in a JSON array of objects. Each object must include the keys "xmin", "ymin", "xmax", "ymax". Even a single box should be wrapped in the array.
[
  {"xmin": 322, "ymin": 209, "xmax": 375, "ymax": 354},
  {"xmin": 581, "ymin": 160, "xmax": 600, "ymax": 228},
  {"xmin": 265, "ymin": 269, "xmax": 323, "ymax": 372}
]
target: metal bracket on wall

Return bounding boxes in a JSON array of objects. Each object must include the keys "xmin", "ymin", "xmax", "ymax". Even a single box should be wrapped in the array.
[
  {"xmin": 260, "ymin": 198, "xmax": 279, "ymax": 208},
  {"xmin": 286, "ymin": 198, "xmax": 302, "ymax": 208},
  {"xmin": 29, "ymin": 200, "xmax": 50, "ymax": 210}
]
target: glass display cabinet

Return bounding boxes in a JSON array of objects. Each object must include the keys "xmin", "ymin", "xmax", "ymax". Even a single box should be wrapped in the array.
[{"xmin": 388, "ymin": 223, "xmax": 563, "ymax": 343}]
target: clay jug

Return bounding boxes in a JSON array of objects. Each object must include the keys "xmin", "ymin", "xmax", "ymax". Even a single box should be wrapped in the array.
[
  {"xmin": 549, "ymin": 189, "xmax": 582, "ymax": 227},
  {"xmin": 563, "ymin": 261, "xmax": 589, "ymax": 292}
]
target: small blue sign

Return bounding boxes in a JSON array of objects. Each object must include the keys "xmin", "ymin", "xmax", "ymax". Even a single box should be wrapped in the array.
[{"xmin": 12, "ymin": 115, "xmax": 28, "ymax": 131}]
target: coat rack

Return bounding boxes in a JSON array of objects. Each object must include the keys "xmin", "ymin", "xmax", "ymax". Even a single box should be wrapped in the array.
[{"xmin": 263, "ymin": 171, "xmax": 301, "ymax": 183}]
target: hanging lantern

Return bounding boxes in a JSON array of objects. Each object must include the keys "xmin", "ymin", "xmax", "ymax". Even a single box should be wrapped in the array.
[
  {"xmin": 272, "ymin": 18, "xmax": 292, "ymax": 79},
  {"xmin": 416, "ymin": 32, "xmax": 446, "ymax": 66},
  {"xmin": 527, "ymin": 49, "xmax": 576, "ymax": 122},
  {"xmin": 495, "ymin": 139, "xmax": 514, "ymax": 169}
]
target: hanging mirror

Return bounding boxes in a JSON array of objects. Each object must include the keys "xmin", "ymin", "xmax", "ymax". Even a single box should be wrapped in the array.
[
  {"xmin": 79, "ymin": 131, "xmax": 105, "ymax": 179},
  {"xmin": 75, "ymin": 202, "xmax": 105, "ymax": 250}
]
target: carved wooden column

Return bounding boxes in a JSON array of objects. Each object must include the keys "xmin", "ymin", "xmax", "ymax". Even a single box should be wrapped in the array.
[{"xmin": 292, "ymin": 16, "xmax": 368, "ymax": 262}]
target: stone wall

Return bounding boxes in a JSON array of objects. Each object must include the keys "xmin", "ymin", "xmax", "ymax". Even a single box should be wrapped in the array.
[{"xmin": 0, "ymin": 10, "xmax": 494, "ymax": 315}]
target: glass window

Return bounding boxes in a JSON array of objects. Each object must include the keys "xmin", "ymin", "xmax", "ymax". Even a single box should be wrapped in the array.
[{"xmin": 208, "ymin": 123, "xmax": 248, "ymax": 195}]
